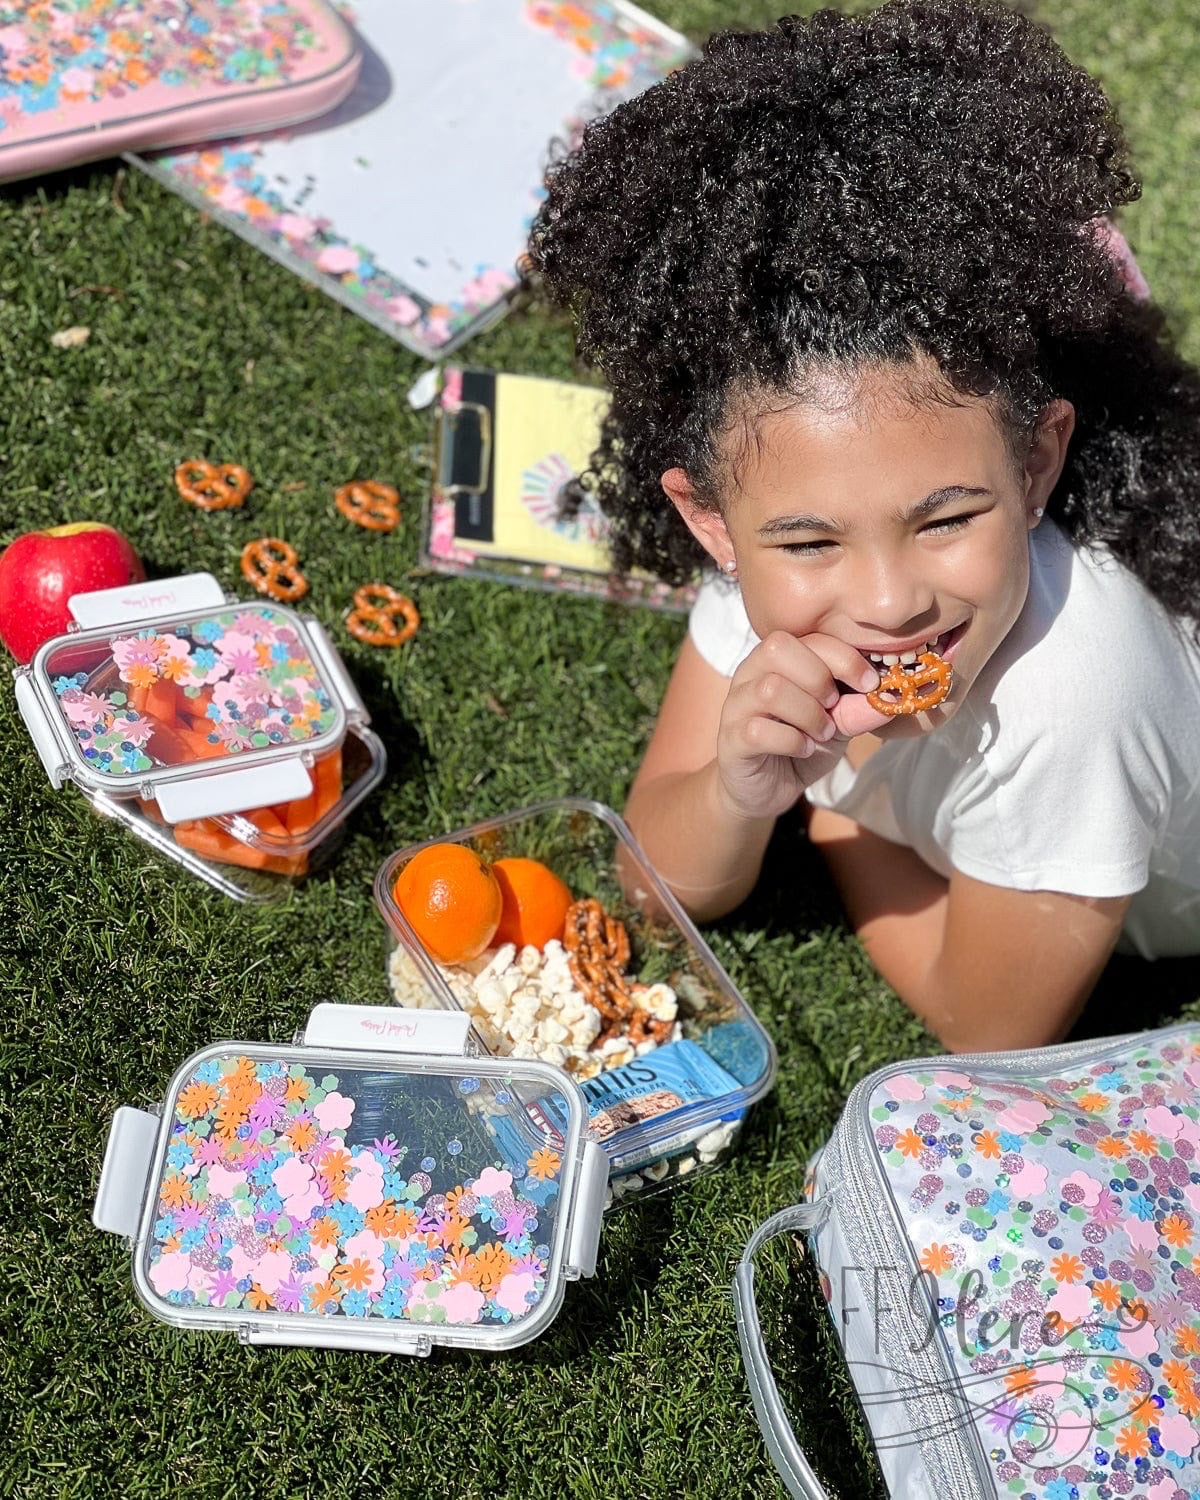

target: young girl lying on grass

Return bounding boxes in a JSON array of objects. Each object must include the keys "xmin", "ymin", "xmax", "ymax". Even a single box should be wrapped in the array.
[{"xmin": 528, "ymin": 0, "xmax": 1200, "ymax": 1053}]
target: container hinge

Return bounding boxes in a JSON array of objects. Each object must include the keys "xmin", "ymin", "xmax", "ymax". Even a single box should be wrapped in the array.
[
  {"xmin": 239, "ymin": 1324, "xmax": 432, "ymax": 1356},
  {"xmin": 303, "ymin": 1003, "xmax": 471, "ymax": 1056},
  {"xmin": 14, "ymin": 671, "xmax": 69, "ymax": 788},
  {"xmin": 93, "ymin": 1106, "xmax": 160, "ymax": 1238},
  {"xmin": 563, "ymin": 1140, "xmax": 609, "ymax": 1280},
  {"xmin": 304, "ymin": 618, "xmax": 368, "ymax": 725}
]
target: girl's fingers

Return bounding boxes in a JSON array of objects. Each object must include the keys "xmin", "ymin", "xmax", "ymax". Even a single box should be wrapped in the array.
[
  {"xmin": 796, "ymin": 633, "xmax": 882, "ymax": 697},
  {"xmin": 734, "ymin": 632, "xmax": 878, "ymax": 715},
  {"xmin": 727, "ymin": 714, "xmax": 820, "ymax": 762},
  {"xmin": 727, "ymin": 669, "xmax": 836, "ymax": 744}
]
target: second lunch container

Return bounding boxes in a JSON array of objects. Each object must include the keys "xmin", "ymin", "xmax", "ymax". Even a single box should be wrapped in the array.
[{"xmin": 374, "ymin": 798, "xmax": 778, "ymax": 1198}]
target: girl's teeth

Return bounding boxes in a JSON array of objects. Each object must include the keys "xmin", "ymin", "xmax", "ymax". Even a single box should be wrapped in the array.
[
  {"xmin": 882, "ymin": 653, "xmax": 899, "ymax": 665},
  {"xmin": 900, "ymin": 651, "xmax": 917, "ymax": 664}
]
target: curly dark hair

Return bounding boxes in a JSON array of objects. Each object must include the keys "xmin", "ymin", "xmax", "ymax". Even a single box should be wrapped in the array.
[{"xmin": 527, "ymin": 0, "xmax": 1200, "ymax": 625}]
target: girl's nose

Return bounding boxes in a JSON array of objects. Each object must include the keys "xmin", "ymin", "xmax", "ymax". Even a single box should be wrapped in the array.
[{"xmin": 847, "ymin": 552, "xmax": 937, "ymax": 636}]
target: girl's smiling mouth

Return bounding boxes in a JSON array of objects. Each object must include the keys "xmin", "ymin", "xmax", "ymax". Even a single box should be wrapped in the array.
[{"xmin": 858, "ymin": 623, "xmax": 966, "ymax": 667}]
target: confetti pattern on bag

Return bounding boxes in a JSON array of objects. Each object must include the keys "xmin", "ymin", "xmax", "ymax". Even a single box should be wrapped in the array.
[
  {"xmin": 870, "ymin": 1034, "xmax": 1200, "ymax": 1499},
  {"xmin": 146, "ymin": 1056, "xmax": 558, "ymax": 1327},
  {"xmin": 0, "ymin": 2, "xmax": 320, "ymax": 116}
]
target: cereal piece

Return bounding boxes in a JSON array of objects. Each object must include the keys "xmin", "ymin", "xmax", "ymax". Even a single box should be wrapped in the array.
[
  {"xmin": 240, "ymin": 537, "xmax": 308, "ymax": 603},
  {"xmin": 335, "ymin": 480, "xmax": 401, "ymax": 532},
  {"xmin": 517, "ymin": 944, "xmax": 541, "ymax": 976}
]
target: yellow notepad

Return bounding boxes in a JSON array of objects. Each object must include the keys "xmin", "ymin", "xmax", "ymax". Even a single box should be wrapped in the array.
[{"xmin": 424, "ymin": 367, "xmax": 695, "ymax": 612}]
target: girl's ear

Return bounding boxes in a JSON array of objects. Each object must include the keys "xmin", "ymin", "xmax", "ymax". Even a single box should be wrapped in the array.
[
  {"xmin": 1024, "ymin": 399, "xmax": 1076, "ymax": 525},
  {"xmin": 661, "ymin": 467, "xmax": 734, "ymax": 569}
]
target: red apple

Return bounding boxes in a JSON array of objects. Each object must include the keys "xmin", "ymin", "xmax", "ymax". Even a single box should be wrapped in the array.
[{"xmin": 0, "ymin": 522, "xmax": 145, "ymax": 663}]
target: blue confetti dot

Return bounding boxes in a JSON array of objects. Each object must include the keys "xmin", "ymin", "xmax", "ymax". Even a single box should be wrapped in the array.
[
  {"xmin": 447, "ymin": 1140, "xmax": 463, "ymax": 1156},
  {"xmin": 420, "ymin": 1156, "xmax": 436, "ymax": 1171},
  {"xmin": 459, "ymin": 1077, "xmax": 480, "ymax": 1095}
]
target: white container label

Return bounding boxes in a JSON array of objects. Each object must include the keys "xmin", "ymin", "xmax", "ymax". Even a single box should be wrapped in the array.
[
  {"xmin": 69, "ymin": 572, "xmax": 225, "ymax": 628},
  {"xmin": 303, "ymin": 1003, "xmax": 471, "ymax": 1056}
]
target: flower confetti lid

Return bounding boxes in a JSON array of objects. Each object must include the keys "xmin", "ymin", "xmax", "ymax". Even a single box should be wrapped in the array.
[
  {"xmin": 15, "ymin": 574, "xmax": 367, "ymax": 822},
  {"xmin": 93, "ymin": 1004, "xmax": 608, "ymax": 1355}
]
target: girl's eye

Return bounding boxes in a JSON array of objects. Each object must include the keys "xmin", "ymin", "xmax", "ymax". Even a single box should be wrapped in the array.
[
  {"xmin": 778, "ymin": 539, "xmax": 835, "ymax": 556},
  {"xmin": 922, "ymin": 512, "xmax": 976, "ymax": 536}
]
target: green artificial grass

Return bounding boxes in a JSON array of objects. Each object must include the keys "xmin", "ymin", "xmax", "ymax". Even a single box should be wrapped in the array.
[{"xmin": 2, "ymin": 3, "xmax": 1199, "ymax": 1496}]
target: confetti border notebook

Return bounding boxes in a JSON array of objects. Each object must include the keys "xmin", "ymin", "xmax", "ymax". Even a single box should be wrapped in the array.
[
  {"xmin": 128, "ymin": 0, "xmax": 692, "ymax": 361},
  {"xmin": 423, "ymin": 366, "xmax": 697, "ymax": 613}
]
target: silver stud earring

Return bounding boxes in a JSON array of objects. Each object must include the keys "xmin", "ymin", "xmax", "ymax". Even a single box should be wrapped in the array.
[
  {"xmin": 722, "ymin": 559, "xmax": 738, "ymax": 576},
  {"xmin": 1032, "ymin": 506, "xmax": 1045, "ymax": 518}
]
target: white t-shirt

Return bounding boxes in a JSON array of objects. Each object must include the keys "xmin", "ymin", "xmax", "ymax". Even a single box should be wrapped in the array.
[{"xmin": 688, "ymin": 520, "xmax": 1200, "ymax": 959}]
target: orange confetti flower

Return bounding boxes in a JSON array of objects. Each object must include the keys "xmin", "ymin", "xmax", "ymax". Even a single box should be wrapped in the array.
[
  {"xmin": 919, "ymin": 1243, "xmax": 955, "ymax": 1276},
  {"xmin": 333, "ymin": 1258, "xmax": 375, "ymax": 1293},
  {"xmin": 160, "ymin": 1174, "xmax": 191, "ymax": 1208},
  {"xmin": 246, "ymin": 1284, "xmax": 274, "ymax": 1312},
  {"xmin": 473, "ymin": 1241, "xmax": 514, "ymax": 1290},
  {"xmin": 285, "ymin": 1120, "xmax": 317, "ymax": 1153},
  {"xmin": 1107, "ymin": 1359, "xmax": 1147, "ymax": 1393},
  {"xmin": 306, "ymin": 1278, "xmax": 342, "ymax": 1311},
  {"xmin": 1049, "ymin": 1253, "xmax": 1085, "ymax": 1284},
  {"xmin": 527, "ymin": 1147, "xmax": 561, "ymax": 1182},
  {"xmin": 177, "ymin": 1081, "xmax": 218, "ymax": 1120},
  {"xmin": 1176, "ymin": 1326, "xmax": 1200, "ymax": 1355},
  {"xmin": 897, "ymin": 1128, "xmax": 925, "ymax": 1159},
  {"xmin": 1096, "ymin": 1136, "xmax": 1127, "ymax": 1159},
  {"xmin": 1004, "ymin": 1364, "xmax": 1038, "ymax": 1396},
  {"xmin": 1162, "ymin": 1213, "xmax": 1193, "ymax": 1248},
  {"xmin": 310, "ymin": 1217, "xmax": 339, "ymax": 1250},
  {"xmin": 974, "ymin": 1130, "xmax": 1002, "ymax": 1159},
  {"xmin": 1115, "ymin": 1424, "xmax": 1150, "ymax": 1459}
]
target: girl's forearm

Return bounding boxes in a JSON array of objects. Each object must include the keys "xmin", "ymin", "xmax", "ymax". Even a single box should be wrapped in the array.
[{"xmin": 622, "ymin": 762, "xmax": 777, "ymax": 921}]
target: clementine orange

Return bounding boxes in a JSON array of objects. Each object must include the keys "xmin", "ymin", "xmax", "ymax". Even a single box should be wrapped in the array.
[
  {"xmin": 392, "ymin": 842, "xmax": 502, "ymax": 964},
  {"xmin": 492, "ymin": 857, "xmax": 573, "ymax": 949}
]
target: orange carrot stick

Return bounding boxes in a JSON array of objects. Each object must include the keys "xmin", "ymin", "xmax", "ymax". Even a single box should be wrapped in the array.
[
  {"xmin": 174, "ymin": 818, "xmax": 306, "ymax": 875},
  {"xmin": 145, "ymin": 676, "xmax": 181, "ymax": 726}
]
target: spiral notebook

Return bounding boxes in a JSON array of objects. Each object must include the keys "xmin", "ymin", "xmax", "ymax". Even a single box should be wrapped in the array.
[{"xmin": 129, "ymin": 0, "xmax": 691, "ymax": 360}]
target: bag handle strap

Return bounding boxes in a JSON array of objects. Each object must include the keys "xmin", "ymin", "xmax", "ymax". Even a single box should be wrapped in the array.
[{"xmin": 733, "ymin": 1202, "xmax": 833, "ymax": 1500}]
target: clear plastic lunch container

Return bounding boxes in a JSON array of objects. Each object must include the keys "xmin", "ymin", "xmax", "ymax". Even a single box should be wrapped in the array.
[
  {"xmin": 93, "ymin": 1002, "xmax": 608, "ymax": 1354},
  {"xmin": 13, "ymin": 572, "xmax": 385, "ymax": 901},
  {"xmin": 373, "ymin": 799, "xmax": 778, "ymax": 1201}
]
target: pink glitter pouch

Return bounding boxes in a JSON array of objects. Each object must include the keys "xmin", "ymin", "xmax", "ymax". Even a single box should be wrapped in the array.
[
  {"xmin": 735, "ymin": 1025, "xmax": 1200, "ymax": 1499},
  {"xmin": 0, "ymin": 1, "xmax": 360, "ymax": 185},
  {"xmin": 13, "ymin": 571, "xmax": 384, "ymax": 901},
  {"xmin": 93, "ymin": 1002, "xmax": 609, "ymax": 1353}
]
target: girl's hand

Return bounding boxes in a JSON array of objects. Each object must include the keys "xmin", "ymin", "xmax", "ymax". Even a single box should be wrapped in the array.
[{"xmin": 715, "ymin": 630, "xmax": 891, "ymax": 819}]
